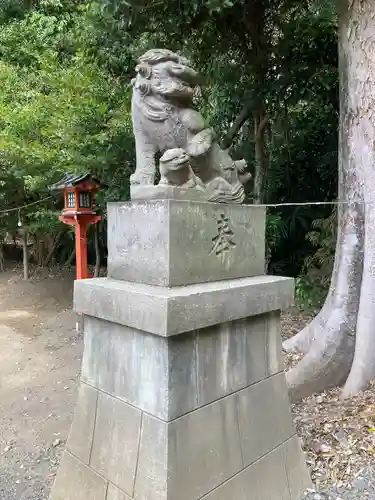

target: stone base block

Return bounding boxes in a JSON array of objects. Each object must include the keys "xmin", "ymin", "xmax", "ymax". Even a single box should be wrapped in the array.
[
  {"xmin": 201, "ymin": 435, "xmax": 311, "ymax": 500},
  {"xmin": 107, "ymin": 200, "xmax": 266, "ymax": 287},
  {"xmin": 50, "ymin": 451, "xmax": 108, "ymax": 500},
  {"xmin": 78, "ymin": 312, "xmax": 284, "ymax": 421},
  {"xmin": 51, "ymin": 376, "xmax": 311, "ymax": 500}
]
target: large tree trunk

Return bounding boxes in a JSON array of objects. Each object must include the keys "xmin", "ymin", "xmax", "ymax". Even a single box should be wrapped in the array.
[
  {"xmin": 339, "ymin": 0, "xmax": 375, "ymax": 397},
  {"xmin": 253, "ymin": 109, "xmax": 268, "ymax": 204},
  {"xmin": 43, "ymin": 232, "xmax": 63, "ymax": 267},
  {"xmin": 22, "ymin": 230, "xmax": 29, "ymax": 281},
  {"xmin": 284, "ymin": 0, "xmax": 375, "ymax": 401},
  {"xmin": 0, "ymin": 241, "xmax": 4, "ymax": 272},
  {"xmin": 65, "ymin": 247, "xmax": 76, "ymax": 267}
]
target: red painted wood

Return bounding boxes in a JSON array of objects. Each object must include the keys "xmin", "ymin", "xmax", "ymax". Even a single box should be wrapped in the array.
[{"xmin": 58, "ymin": 214, "xmax": 101, "ymax": 280}]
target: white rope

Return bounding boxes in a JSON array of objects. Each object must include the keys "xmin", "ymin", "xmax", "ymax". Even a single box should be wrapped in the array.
[
  {"xmin": 0, "ymin": 196, "xmax": 372, "ymax": 215},
  {"xmin": 0, "ymin": 196, "xmax": 53, "ymax": 215},
  {"xmin": 252, "ymin": 199, "xmax": 370, "ymax": 208}
]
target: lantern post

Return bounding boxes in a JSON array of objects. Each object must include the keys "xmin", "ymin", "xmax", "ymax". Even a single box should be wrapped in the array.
[{"xmin": 50, "ymin": 173, "xmax": 103, "ymax": 280}]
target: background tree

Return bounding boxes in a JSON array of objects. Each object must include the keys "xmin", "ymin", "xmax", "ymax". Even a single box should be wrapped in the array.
[
  {"xmin": 285, "ymin": 0, "xmax": 375, "ymax": 400},
  {"xmin": 0, "ymin": 0, "xmax": 133, "ymax": 270}
]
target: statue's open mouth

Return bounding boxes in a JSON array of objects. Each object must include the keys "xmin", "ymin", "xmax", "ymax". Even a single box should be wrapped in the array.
[
  {"xmin": 164, "ymin": 153, "xmax": 190, "ymax": 170},
  {"xmin": 175, "ymin": 154, "xmax": 189, "ymax": 166}
]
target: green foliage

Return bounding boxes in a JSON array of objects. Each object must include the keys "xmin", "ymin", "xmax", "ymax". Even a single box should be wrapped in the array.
[
  {"xmin": 0, "ymin": 0, "xmax": 340, "ymax": 280},
  {"xmin": 295, "ymin": 275, "xmax": 327, "ymax": 309},
  {"xmin": 294, "ymin": 209, "xmax": 336, "ymax": 307},
  {"xmin": 304, "ymin": 209, "xmax": 336, "ymax": 279},
  {"xmin": 266, "ymin": 213, "xmax": 284, "ymax": 253}
]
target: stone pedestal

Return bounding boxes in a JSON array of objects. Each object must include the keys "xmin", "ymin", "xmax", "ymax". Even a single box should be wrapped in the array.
[{"xmin": 50, "ymin": 201, "xmax": 311, "ymax": 500}]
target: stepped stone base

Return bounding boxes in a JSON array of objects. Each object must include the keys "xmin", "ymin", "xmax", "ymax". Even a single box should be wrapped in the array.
[
  {"xmin": 50, "ymin": 278, "xmax": 311, "ymax": 500},
  {"xmin": 50, "ymin": 201, "xmax": 311, "ymax": 500}
]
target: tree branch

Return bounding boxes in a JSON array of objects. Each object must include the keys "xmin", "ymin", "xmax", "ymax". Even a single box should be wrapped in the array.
[
  {"xmin": 221, "ymin": 105, "xmax": 252, "ymax": 150},
  {"xmin": 255, "ymin": 115, "xmax": 269, "ymax": 139}
]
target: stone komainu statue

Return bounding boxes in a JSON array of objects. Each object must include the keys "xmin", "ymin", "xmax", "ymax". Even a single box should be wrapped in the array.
[{"xmin": 130, "ymin": 48, "xmax": 251, "ymax": 204}]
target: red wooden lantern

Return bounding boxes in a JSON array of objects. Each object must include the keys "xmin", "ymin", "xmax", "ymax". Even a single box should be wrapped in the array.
[{"xmin": 50, "ymin": 173, "xmax": 104, "ymax": 280}]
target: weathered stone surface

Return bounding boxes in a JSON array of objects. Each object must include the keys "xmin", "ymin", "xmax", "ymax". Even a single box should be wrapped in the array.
[
  {"xmin": 134, "ymin": 414, "xmax": 168, "ymax": 500},
  {"xmin": 241, "ymin": 445, "xmax": 290, "ymax": 500},
  {"xmin": 134, "ymin": 410, "xmax": 309, "ymax": 500},
  {"xmin": 196, "ymin": 315, "xmax": 267, "ymax": 406},
  {"xmin": 107, "ymin": 484, "xmax": 132, "ymax": 500},
  {"xmin": 66, "ymin": 382, "xmax": 98, "ymax": 464},
  {"xmin": 200, "ymin": 444, "xmax": 291, "ymax": 500},
  {"xmin": 75, "ymin": 277, "xmax": 168, "ymax": 335},
  {"xmin": 158, "ymin": 149, "xmax": 202, "ymax": 188},
  {"xmin": 168, "ymin": 394, "xmax": 243, "ymax": 500},
  {"xmin": 131, "ymin": 184, "xmax": 208, "ymax": 202},
  {"xmin": 283, "ymin": 435, "xmax": 313, "ymax": 499},
  {"xmin": 82, "ymin": 318, "xmax": 168, "ymax": 419},
  {"xmin": 90, "ymin": 392, "xmax": 142, "ymax": 495},
  {"xmin": 50, "ymin": 451, "xmax": 107, "ymax": 500},
  {"xmin": 237, "ymin": 373, "xmax": 295, "ymax": 467},
  {"xmin": 82, "ymin": 317, "xmax": 197, "ymax": 420},
  {"xmin": 199, "ymin": 468, "xmax": 245, "ymax": 500},
  {"xmin": 82, "ymin": 313, "xmax": 287, "ymax": 422},
  {"xmin": 81, "ymin": 312, "xmax": 287, "ymax": 425},
  {"xmin": 266, "ymin": 311, "xmax": 284, "ymax": 376},
  {"xmin": 74, "ymin": 275, "xmax": 294, "ymax": 337},
  {"xmin": 167, "ymin": 332, "xmax": 197, "ymax": 418},
  {"xmin": 107, "ymin": 201, "xmax": 265, "ymax": 287}
]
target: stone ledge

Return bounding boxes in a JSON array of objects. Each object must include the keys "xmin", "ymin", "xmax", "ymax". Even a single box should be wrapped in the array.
[{"xmin": 74, "ymin": 275, "xmax": 294, "ymax": 336}]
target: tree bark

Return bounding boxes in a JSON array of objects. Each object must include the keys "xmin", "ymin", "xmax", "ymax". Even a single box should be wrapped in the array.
[
  {"xmin": 0, "ymin": 242, "xmax": 4, "ymax": 272},
  {"xmin": 285, "ymin": 0, "xmax": 375, "ymax": 401},
  {"xmin": 339, "ymin": 0, "xmax": 375, "ymax": 397},
  {"xmin": 43, "ymin": 232, "xmax": 63, "ymax": 267},
  {"xmin": 22, "ymin": 230, "xmax": 29, "ymax": 281},
  {"xmin": 253, "ymin": 109, "xmax": 268, "ymax": 204},
  {"xmin": 65, "ymin": 247, "xmax": 76, "ymax": 267},
  {"xmin": 221, "ymin": 105, "xmax": 252, "ymax": 150}
]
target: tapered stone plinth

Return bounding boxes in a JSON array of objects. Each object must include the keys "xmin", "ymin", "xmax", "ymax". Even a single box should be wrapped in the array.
[{"xmin": 50, "ymin": 201, "xmax": 311, "ymax": 500}]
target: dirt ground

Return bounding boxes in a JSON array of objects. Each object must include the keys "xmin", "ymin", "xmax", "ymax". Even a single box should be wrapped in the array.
[
  {"xmin": 2, "ymin": 268, "xmax": 375, "ymax": 500},
  {"xmin": 0, "ymin": 268, "xmax": 80, "ymax": 500}
]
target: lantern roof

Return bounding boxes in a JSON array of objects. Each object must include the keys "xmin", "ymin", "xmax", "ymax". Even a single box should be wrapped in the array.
[{"xmin": 49, "ymin": 172, "xmax": 105, "ymax": 192}]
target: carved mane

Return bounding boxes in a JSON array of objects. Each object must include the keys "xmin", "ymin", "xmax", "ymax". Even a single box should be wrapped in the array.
[{"xmin": 131, "ymin": 49, "xmax": 198, "ymax": 122}]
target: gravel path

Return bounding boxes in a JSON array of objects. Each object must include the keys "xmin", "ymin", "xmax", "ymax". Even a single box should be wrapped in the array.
[{"xmin": 303, "ymin": 468, "xmax": 375, "ymax": 499}]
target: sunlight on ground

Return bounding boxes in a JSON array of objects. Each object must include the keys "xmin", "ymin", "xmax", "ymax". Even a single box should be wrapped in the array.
[{"xmin": 0, "ymin": 310, "xmax": 33, "ymax": 320}]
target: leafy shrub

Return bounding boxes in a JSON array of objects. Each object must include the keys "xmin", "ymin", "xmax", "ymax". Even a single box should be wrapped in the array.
[{"xmin": 295, "ymin": 208, "xmax": 336, "ymax": 308}]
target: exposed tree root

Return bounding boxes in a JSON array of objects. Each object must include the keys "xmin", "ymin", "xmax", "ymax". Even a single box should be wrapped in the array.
[
  {"xmin": 287, "ymin": 309, "xmax": 355, "ymax": 402},
  {"xmin": 286, "ymin": 205, "xmax": 363, "ymax": 402},
  {"xmin": 283, "ymin": 301, "xmax": 330, "ymax": 354}
]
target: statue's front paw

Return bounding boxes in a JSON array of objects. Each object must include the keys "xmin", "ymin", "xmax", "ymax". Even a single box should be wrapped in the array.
[
  {"xmin": 158, "ymin": 177, "xmax": 169, "ymax": 186},
  {"xmin": 187, "ymin": 128, "xmax": 214, "ymax": 158},
  {"xmin": 238, "ymin": 172, "xmax": 252, "ymax": 186}
]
